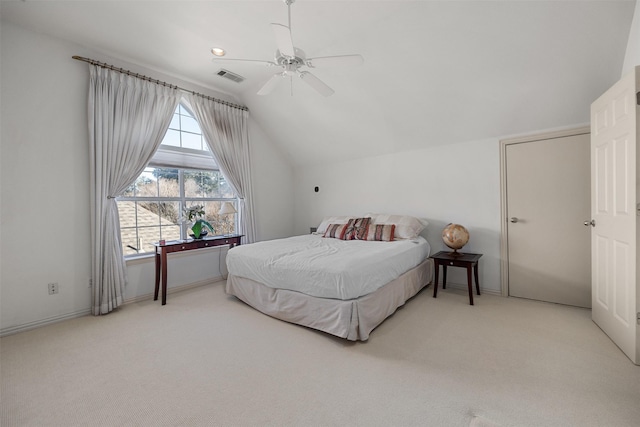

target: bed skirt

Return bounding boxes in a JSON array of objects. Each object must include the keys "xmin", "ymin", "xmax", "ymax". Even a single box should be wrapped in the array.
[{"xmin": 225, "ymin": 257, "xmax": 433, "ymax": 341}]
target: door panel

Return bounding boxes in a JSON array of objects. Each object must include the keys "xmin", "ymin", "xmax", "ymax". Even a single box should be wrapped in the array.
[
  {"xmin": 590, "ymin": 66, "xmax": 638, "ymax": 364},
  {"xmin": 506, "ymin": 133, "xmax": 591, "ymax": 308}
]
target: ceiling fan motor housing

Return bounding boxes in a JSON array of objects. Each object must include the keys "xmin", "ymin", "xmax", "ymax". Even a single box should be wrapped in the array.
[{"xmin": 275, "ymin": 48, "xmax": 308, "ymax": 75}]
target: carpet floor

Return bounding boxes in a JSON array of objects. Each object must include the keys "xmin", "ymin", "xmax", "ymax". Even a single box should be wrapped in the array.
[{"xmin": 1, "ymin": 282, "xmax": 639, "ymax": 426}]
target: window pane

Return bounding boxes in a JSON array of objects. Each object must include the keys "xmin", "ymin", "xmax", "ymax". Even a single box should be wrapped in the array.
[
  {"xmin": 163, "ymin": 129, "xmax": 181, "ymax": 147},
  {"xmin": 134, "ymin": 167, "xmax": 159, "ymax": 197},
  {"xmin": 168, "ymin": 113, "xmax": 180, "ymax": 131},
  {"xmin": 155, "ymin": 168, "xmax": 179, "ymax": 197},
  {"xmin": 139, "ymin": 200, "xmax": 180, "ymax": 226},
  {"xmin": 184, "ymin": 170, "xmax": 206, "ymax": 198},
  {"xmin": 118, "ymin": 201, "xmax": 139, "ymax": 255},
  {"xmin": 121, "ymin": 229, "xmax": 140, "ymax": 256},
  {"xmin": 161, "ymin": 224, "xmax": 181, "ymax": 243},
  {"xmin": 181, "ymin": 131, "xmax": 202, "ymax": 150},
  {"xmin": 121, "ymin": 181, "xmax": 137, "ymax": 198},
  {"xmin": 217, "ymin": 173, "xmax": 234, "ymax": 198},
  {"xmin": 136, "ymin": 226, "xmax": 161, "ymax": 255},
  {"xmin": 180, "ymin": 115, "xmax": 201, "ymax": 134},
  {"xmin": 182, "ymin": 170, "xmax": 233, "ymax": 198},
  {"xmin": 158, "ymin": 201, "xmax": 180, "ymax": 226},
  {"xmin": 203, "ymin": 200, "xmax": 236, "ymax": 235}
]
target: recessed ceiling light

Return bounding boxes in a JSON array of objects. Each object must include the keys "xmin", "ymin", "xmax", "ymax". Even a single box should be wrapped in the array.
[{"xmin": 211, "ymin": 47, "xmax": 226, "ymax": 57}]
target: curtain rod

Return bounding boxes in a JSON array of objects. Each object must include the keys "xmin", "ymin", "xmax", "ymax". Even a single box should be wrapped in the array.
[{"xmin": 72, "ymin": 55, "xmax": 248, "ymax": 112}]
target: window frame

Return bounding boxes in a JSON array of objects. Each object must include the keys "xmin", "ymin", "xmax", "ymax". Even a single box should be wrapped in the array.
[{"xmin": 117, "ymin": 102, "xmax": 238, "ymax": 259}]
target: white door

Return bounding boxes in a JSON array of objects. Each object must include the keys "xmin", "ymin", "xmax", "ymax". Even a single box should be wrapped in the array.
[
  {"xmin": 591, "ymin": 66, "xmax": 639, "ymax": 365},
  {"xmin": 505, "ymin": 132, "xmax": 591, "ymax": 308}
]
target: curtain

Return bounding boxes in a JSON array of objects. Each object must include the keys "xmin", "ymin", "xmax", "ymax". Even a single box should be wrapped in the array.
[
  {"xmin": 88, "ymin": 66, "xmax": 180, "ymax": 315},
  {"xmin": 186, "ymin": 94, "xmax": 256, "ymax": 244}
]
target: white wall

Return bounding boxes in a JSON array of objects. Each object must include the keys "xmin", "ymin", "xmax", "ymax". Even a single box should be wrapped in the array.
[
  {"xmin": 622, "ymin": 0, "xmax": 640, "ymax": 76},
  {"xmin": 293, "ymin": 0, "xmax": 640, "ymax": 295},
  {"xmin": 0, "ymin": 22, "xmax": 294, "ymax": 335},
  {"xmin": 293, "ymin": 139, "xmax": 503, "ymax": 292}
]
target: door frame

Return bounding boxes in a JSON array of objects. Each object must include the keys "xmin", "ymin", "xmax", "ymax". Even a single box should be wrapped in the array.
[{"xmin": 499, "ymin": 125, "xmax": 591, "ymax": 297}]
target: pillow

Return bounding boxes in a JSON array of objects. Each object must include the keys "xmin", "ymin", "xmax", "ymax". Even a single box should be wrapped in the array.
[
  {"xmin": 323, "ymin": 223, "xmax": 349, "ymax": 239},
  {"xmin": 364, "ymin": 213, "xmax": 426, "ymax": 239},
  {"xmin": 344, "ymin": 217, "xmax": 371, "ymax": 240},
  {"xmin": 316, "ymin": 216, "xmax": 352, "ymax": 235},
  {"xmin": 365, "ymin": 224, "xmax": 395, "ymax": 241}
]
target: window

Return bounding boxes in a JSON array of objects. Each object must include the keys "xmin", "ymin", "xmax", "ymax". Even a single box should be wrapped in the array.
[{"xmin": 117, "ymin": 103, "xmax": 237, "ymax": 257}]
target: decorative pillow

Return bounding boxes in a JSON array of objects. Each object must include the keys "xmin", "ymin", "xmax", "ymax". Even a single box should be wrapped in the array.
[
  {"xmin": 365, "ymin": 224, "xmax": 396, "ymax": 241},
  {"xmin": 323, "ymin": 223, "xmax": 349, "ymax": 239},
  {"xmin": 364, "ymin": 213, "xmax": 426, "ymax": 239},
  {"xmin": 344, "ymin": 217, "xmax": 371, "ymax": 240},
  {"xmin": 316, "ymin": 216, "xmax": 352, "ymax": 235}
]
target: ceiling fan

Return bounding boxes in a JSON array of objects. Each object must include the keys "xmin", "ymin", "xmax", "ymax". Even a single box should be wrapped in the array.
[{"xmin": 212, "ymin": 0, "xmax": 364, "ymax": 97}]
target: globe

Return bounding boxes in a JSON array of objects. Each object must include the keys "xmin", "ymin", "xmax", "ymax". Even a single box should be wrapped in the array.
[{"xmin": 442, "ymin": 223, "xmax": 469, "ymax": 254}]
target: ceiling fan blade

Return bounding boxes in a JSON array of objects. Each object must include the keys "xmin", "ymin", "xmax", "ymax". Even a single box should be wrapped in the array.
[
  {"xmin": 306, "ymin": 54, "xmax": 364, "ymax": 68},
  {"xmin": 299, "ymin": 71, "xmax": 334, "ymax": 97},
  {"xmin": 211, "ymin": 58, "xmax": 277, "ymax": 66},
  {"xmin": 271, "ymin": 23, "xmax": 295, "ymax": 57},
  {"xmin": 257, "ymin": 73, "xmax": 284, "ymax": 96}
]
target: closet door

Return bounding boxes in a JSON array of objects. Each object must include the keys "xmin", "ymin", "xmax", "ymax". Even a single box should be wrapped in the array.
[{"xmin": 504, "ymin": 131, "xmax": 591, "ymax": 308}]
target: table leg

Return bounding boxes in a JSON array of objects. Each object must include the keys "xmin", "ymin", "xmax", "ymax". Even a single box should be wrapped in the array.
[
  {"xmin": 433, "ymin": 262, "xmax": 440, "ymax": 298},
  {"xmin": 154, "ymin": 251, "xmax": 161, "ymax": 301},
  {"xmin": 442, "ymin": 265, "xmax": 448, "ymax": 289},
  {"xmin": 467, "ymin": 266, "xmax": 474, "ymax": 305},
  {"xmin": 161, "ymin": 249, "xmax": 168, "ymax": 305},
  {"xmin": 474, "ymin": 263, "xmax": 480, "ymax": 295}
]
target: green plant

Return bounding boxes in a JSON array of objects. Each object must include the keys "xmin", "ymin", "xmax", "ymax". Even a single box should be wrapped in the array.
[{"xmin": 182, "ymin": 205, "xmax": 214, "ymax": 238}]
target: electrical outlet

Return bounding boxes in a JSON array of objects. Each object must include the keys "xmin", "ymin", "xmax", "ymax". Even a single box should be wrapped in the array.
[{"xmin": 48, "ymin": 282, "xmax": 59, "ymax": 295}]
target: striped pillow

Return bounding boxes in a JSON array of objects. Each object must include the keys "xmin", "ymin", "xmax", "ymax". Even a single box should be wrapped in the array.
[
  {"xmin": 345, "ymin": 217, "xmax": 371, "ymax": 240},
  {"xmin": 323, "ymin": 223, "xmax": 349, "ymax": 239},
  {"xmin": 365, "ymin": 224, "xmax": 396, "ymax": 241}
]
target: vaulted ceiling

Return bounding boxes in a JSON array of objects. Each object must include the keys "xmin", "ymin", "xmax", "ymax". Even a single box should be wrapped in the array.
[{"xmin": 1, "ymin": 0, "xmax": 635, "ymax": 166}]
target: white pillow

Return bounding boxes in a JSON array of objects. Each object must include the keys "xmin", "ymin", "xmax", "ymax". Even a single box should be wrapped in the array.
[
  {"xmin": 364, "ymin": 213, "xmax": 427, "ymax": 239},
  {"xmin": 316, "ymin": 215, "xmax": 352, "ymax": 235}
]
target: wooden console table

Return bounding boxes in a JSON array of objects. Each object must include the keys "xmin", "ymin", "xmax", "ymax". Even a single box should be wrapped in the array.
[{"xmin": 154, "ymin": 235, "xmax": 243, "ymax": 305}]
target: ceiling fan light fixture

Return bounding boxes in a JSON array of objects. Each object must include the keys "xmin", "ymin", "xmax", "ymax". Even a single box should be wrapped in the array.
[{"xmin": 211, "ymin": 47, "xmax": 226, "ymax": 57}]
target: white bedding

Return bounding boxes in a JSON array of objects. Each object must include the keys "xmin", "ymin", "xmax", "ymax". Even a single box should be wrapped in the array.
[{"xmin": 226, "ymin": 234, "xmax": 431, "ymax": 300}]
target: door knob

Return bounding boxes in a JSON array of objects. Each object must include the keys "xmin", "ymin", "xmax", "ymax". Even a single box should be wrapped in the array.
[
  {"xmin": 510, "ymin": 217, "xmax": 519, "ymax": 223},
  {"xmin": 584, "ymin": 220, "xmax": 596, "ymax": 227}
]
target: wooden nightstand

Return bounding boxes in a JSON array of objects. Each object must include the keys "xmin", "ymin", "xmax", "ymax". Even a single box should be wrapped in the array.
[{"xmin": 431, "ymin": 251, "xmax": 482, "ymax": 305}]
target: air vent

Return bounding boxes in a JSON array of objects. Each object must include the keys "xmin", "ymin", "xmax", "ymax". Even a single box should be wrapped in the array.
[{"xmin": 216, "ymin": 69, "xmax": 245, "ymax": 83}]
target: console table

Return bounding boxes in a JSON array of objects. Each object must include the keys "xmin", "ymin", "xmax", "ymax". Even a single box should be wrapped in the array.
[{"xmin": 154, "ymin": 235, "xmax": 243, "ymax": 305}]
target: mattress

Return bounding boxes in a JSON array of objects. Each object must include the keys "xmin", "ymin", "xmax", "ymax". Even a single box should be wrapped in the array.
[
  {"xmin": 226, "ymin": 234, "xmax": 431, "ymax": 300},
  {"xmin": 226, "ymin": 258, "xmax": 433, "ymax": 341}
]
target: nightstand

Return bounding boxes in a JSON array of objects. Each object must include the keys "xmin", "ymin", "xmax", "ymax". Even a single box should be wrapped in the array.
[{"xmin": 431, "ymin": 251, "xmax": 482, "ymax": 305}]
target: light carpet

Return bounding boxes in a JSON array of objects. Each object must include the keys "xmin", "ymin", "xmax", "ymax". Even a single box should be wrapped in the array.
[{"xmin": 1, "ymin": 282, "xmax": 639, "ymax": 426}]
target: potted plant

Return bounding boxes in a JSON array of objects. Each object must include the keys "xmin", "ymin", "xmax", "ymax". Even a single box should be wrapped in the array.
[{"xmin": 182, "ymin": 205, "xmax": 214, "ymax": 239}]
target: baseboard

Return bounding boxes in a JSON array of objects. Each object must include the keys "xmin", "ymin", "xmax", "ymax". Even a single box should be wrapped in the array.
[
  {"xmin": 1, "ymin": 277, "xmax": 225, "ymax": 337},
  {"xmin": 0, "ymin": 308, "xmax": 92, "ymax": 337},
  {"xmin": 437, "ymin": 281, "xmax": 502, "ymax": 296},
  {"xmin": 123, "ymin": 276, "xmax": 224, "ymax": 305}
]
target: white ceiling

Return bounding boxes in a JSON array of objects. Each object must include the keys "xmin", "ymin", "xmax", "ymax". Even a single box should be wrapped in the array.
[{"xmin": 1, "ymin": 0, "xmax": 635, "ymax": 166}]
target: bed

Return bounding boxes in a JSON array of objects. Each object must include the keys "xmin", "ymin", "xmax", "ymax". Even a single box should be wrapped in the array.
[{"xmin": 225, "ymin": 214, "xmax": 433, "ymax": 341}]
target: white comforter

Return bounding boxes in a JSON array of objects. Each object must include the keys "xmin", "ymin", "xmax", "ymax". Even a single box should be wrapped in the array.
[{"xmin": 226, "ymin": 234, "xmax": 431, "ymax": 300}]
